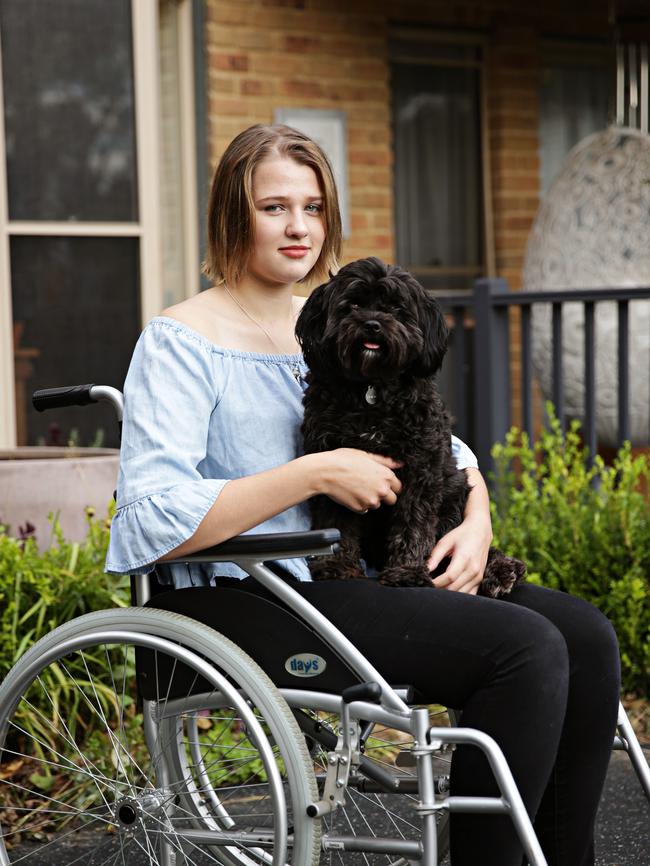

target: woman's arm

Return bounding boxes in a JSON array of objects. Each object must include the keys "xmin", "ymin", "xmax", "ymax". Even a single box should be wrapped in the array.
[
  {"xmin": 107, "ymin": 323, "xmax": 403, "ymax": 573},
  {"xmin": 426, "ymin": 467, "xmax": 493, "ymax": 595},
  {"xmin": 161, "ymin": 449, "xmax": 403, "ymax": 560}
]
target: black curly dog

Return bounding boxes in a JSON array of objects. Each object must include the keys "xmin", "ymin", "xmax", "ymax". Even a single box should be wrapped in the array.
[{"xmin": 295, "ymin": 256, "xmax": 526, "ymax": 598}]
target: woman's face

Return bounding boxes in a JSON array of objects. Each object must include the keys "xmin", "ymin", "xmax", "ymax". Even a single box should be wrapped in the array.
[{"xmin": 246, "ymin": 156, "xmax": 326, "ymax": 290}]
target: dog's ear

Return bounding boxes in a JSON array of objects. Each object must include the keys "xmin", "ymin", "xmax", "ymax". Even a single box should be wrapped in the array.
[
  {"xmin": 295, "ymin": 278, "xmax": 333, "ymax": 370},
  {"xmin": 412, "ymin": 293, "xmax": 449, "ymax": 376}
]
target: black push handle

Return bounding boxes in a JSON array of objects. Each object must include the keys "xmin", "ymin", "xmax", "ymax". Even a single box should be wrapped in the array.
[
  {"xmin": 342, "ymin": 682, "xmax": 383, "ymax": 705},
  {"xmin": 32, "ymin": 385, "xmax": 97, "ymax": 412}
]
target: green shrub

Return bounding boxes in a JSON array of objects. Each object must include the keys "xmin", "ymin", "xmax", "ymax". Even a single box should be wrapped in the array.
[
  {"xmin": 490, "ymin": 408, "xmax": 650, "ymax": 698},
  {"xmin": 0, "ymin": 511, "xmax": 271, "ymax": 832},
  {"xmin": 0, "ymin": 510, "xmax": 137, "ymax": 828},
  {"xmin": 0, "ymin": 507, "xmax": 129, "ymax": 681}
]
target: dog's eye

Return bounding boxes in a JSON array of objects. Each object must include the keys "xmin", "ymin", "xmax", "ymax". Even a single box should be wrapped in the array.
[{"xmin": 349, "ymin": 303, "xmax": 359, "ymax": 310}]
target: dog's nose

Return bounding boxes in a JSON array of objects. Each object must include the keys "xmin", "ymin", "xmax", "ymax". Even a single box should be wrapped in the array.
[{"xmin": 363, "ymin": 320, "xmax": 382, "ymax": 335}]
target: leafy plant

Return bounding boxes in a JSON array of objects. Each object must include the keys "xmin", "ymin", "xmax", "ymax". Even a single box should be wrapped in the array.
[
  {"xmin": 0, "ymin": 509, "xmax": 137, "ymax": 835},
  {"xmin": 0, "ymin": 507, "xmax": 129, "ymax": 682},
  {"xmin": 490, "ymin": 406, "xmax": 650, "ymax": 699}
]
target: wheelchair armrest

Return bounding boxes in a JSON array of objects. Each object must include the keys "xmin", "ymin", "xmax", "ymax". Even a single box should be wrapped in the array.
[{"xmin": 163, "ymin": 528, "xmax": 341, "ymax": 563}]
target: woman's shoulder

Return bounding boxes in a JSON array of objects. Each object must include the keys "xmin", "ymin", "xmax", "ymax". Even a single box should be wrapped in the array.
[
  {"xmin": 159, "ymin": 289, "xmax": 308, "ymax": 354},
  {"xmin": 135, "ymin": 304, "xmax": 222, "ymax": 369},
  {"xmin": 159, "ymin": 292, "xmax": 221, "ymax": 340},
  {"xmin": 140, "ymin": 290, "xmax": 229, "ymax": 354}
]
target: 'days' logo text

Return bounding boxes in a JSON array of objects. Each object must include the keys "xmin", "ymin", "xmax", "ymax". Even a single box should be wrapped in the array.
[{"xmin": 284, "ymin": 653, "xmax": 327, "ymax": 677}]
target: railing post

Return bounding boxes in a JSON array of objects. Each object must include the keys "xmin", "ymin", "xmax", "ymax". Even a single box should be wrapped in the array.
[{"xmin": 473, "ymin": 278, "xmax": 511, "ymax": 477}]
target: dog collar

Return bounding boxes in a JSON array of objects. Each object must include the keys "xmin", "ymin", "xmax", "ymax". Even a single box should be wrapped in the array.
[{"xmin": 365, "ymin": 385, "xmax": 378, "ymax": 405}]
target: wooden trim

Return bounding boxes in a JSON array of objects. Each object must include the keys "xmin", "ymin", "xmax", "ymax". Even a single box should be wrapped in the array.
[
  {"xmin": 541, "ymin": 38, "xmax": 613, "ymax": 68},
  {"xmin": 0, "ymin": 32, "xmax": 16, "ymax": 447},
  {"xmin": 391, "ymin": 56, "xmax": 482, "ymax": 69},
  {"xmin": 390, "ymin": 30, "xmax": 493, "ymax": 279},
  {"xmin": 132, "ymin": 0, "xmax": 163, "ymax": 325},
  {"xmin": 178, "ymin": 0, "xmax": 200, "ymax": 298},
  {"xmin": 0, "ymin": 1, "xmax": 163, "ymax": 445},
  {"xmin": 7, "ymin": 222, "xmax": 142, "ymax": 237},
  {"xmin": 391, "ymin": 27, "xmax": 486, "ymax": 47}
]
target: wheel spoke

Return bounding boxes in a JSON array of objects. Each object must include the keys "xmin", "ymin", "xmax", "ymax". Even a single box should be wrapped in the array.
[
  {"xmin": 1, "ymin": 616, "xmax": 318, "ymax": 866},
  {"xmin": 54, "ymin": 656, "xmax": 144, "ymax": 787},
  {"xmin": 21, "ymin": 688, "xmax": 117, "ymax": 800}
]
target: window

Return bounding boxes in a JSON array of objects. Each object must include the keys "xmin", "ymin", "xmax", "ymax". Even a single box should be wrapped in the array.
[
  {"xmin": 0, "ymin": 0, "xmax": 201, "ymax": 447},
  {"xmin": 390, "ymin": 33, "xmax": 492, "ymax": 289}
]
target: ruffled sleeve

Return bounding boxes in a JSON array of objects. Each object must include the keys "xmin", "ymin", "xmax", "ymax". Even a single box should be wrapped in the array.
[
  {"xmin": 106, "ymin": 321, "xmax": 229, "ymax": 574},
  {"xmin": 451, "ymin": 434, "xmax": 479, "ymax": 471}
]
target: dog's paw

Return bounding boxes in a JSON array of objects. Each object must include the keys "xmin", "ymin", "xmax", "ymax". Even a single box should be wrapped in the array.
[
  {"xmin": 309, "ymin": 559, "xmax": 366, "ymax": 581},
  {"xmin": 379, "ymin": 565, "xmax": 434, "ymax": 588},
  {"xmin": 478, "ymin": 551, "xmax": 526, "ymax": 599}
]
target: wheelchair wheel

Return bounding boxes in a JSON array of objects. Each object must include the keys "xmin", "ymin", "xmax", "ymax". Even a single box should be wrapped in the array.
[
  {"xmin": 294, "ymin": 705, "xmax": 455, "ymax": 865},
  {"xmin": 0, "ymin": 608, "xmax": 320, "ymax": 866}
]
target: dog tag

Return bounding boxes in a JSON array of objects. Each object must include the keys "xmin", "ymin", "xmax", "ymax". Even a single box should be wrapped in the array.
[{"xmin": 365, "ymin": 385, "xmax": 377, "ymax": 405}]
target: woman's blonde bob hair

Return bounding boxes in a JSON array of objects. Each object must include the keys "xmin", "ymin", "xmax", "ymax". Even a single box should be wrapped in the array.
[{"xmin": 203, "ymin": 124, "xmax": 342, "ymax": 288}]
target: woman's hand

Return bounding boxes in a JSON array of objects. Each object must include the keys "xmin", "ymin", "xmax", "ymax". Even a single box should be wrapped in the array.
[
  {"xmin": 427, "ymin": 468, "xmax": 493, "ymax": 595},
  {"xmin": 310, "ymin": 448, "xmax": 403, "ymax": 513}
]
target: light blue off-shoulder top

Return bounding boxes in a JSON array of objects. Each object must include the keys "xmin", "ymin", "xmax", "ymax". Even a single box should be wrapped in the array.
[{"xmin": 105, "ymin": 317, "xmax": 478, "ymax": 586}]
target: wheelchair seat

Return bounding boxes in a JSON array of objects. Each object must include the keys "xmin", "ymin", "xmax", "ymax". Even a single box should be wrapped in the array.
[{"xmin": 143, "ymin": 584, "xmax": 362, "ymax": 697}]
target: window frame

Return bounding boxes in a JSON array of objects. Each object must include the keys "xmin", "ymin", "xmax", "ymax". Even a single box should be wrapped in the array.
[
  {"xmin": 389, "ymin": 27, "xmax": 495, "ymax": 286},
  {"xmin": 0, "ymin": 0, "xmax": 200, "ymax": 447}
]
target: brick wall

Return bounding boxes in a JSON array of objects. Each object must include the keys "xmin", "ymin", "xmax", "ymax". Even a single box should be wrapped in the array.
[
  {"xmin": 203, "ymin": 0, "xmax": 609, "ymax": 287},
  {"xmin": 203, "ymin": 0, "xmax": 610, "ymax": 428},
  {"xmin": 204, "ymin": 1, "xmax": 393, "ymax": 270}
]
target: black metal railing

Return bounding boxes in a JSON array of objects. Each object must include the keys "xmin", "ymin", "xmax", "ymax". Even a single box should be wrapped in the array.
[{"xmin": 436, "ymin": 279, "xmax": 650, "ymax": 474}]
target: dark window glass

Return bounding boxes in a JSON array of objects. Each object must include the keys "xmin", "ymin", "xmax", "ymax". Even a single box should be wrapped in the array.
[
  {"xmin": 1, "ymin": 0, "xmax": 138, "ymax": 221},
  {"xmin": 391, "ymin": 41, "xmax": 483, "ymax": 277},
  {"xmin": 11, "ymin": 237, "xmax": 140, "ymax": 447}
]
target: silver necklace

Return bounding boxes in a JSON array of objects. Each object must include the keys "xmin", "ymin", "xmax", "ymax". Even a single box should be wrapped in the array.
[{"xmin": 223, "ymin": 284, "xmax": 303, "ymax": 382}]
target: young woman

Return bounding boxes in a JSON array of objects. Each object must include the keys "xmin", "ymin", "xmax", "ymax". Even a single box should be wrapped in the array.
[{"xmin": 106, "ymin": 124, "xmax": 620, "ymax": 866}]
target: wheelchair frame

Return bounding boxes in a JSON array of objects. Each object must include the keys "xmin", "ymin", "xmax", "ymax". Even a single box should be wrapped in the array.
[{"xmin": 0, "ymin": 383, "xmax": 647, "ymax": 866}]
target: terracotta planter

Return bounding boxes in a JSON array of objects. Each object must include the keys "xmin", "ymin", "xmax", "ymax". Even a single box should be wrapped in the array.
[{"xmin": 0, "ymin": 447, "xmax": 119, "ymax": 545}]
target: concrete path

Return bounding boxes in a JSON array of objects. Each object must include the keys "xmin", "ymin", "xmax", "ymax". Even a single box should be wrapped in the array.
[{"xmin": 594, "ymin": 750, "xmax": 649, "ymax": 866}]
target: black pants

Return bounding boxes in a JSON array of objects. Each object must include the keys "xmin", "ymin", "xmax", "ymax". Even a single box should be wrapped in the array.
[{"xmin": 235, "ymin": 577, "xmax": 620, "ymax": 866}]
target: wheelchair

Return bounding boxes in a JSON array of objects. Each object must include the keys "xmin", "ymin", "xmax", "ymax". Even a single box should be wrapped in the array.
[{"xmin": 0, "ymin": 385, "xmax": 648, "ymax": 866}]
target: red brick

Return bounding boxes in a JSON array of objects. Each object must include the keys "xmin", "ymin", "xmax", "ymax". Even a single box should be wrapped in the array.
[
  {"xmin": 282, "ymin": 34, "xmax": 322, "ymax": 52},
  {"xmin": 493, "ymin": 152, "xmax": 540, "ymax": 172},
  {"xmin": 368, "ymin": 168, "xmax": 391, "ymax": 186},
  {"xmin": 208, "ymin": 72, "xmax": 237, "ymax": 94},
  {"xmin": 496, "ymin": 215, "xmax": 536, "ymax": 231},
  {"xmin": 279, "ymin": 79, "xmax": 324, "ymax": 98},
  {"xmin": 352, "ymin": 190, "xmax": 391, "ymax": 209},
  {"xmin": 348, "ymin": 148, "xmax": 391, "ymax": 167},
  {"xmin": 324, "ymin": 82, "xmax": 388, "ymax": 102},
  {"xmin": 492, "ymin": 172, "xmax": 540, "ymax": 192},
  {"xmin": 211, "ymin": 53, "xmax": 249, "ymax": 72},
  {"xmin": 351, "ymin": 213, "xmax": 369, "ymax": 231},
  {"xmin": 250, "ymin": 54, "xmax": 307, "ymax": 75},
  {"xmin": 244, "ymin": 78, "xmax": 273, "ymax": 95},
  {"xmin": 210, "ymin": 97, "xmax": 249, "ymax": 117}
]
